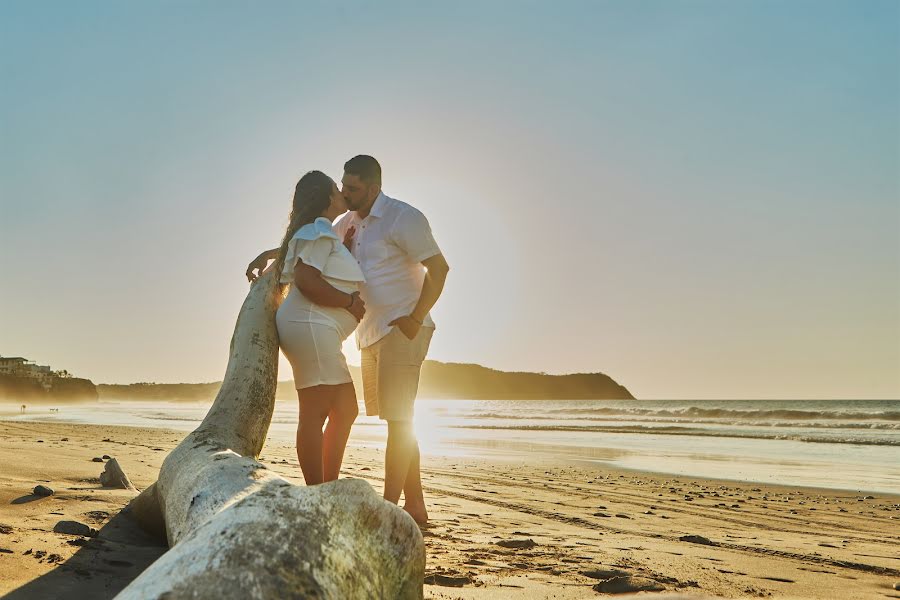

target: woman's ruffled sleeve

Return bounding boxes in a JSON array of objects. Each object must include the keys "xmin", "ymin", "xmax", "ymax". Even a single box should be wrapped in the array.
[{"xmin": 279, "ymin": 219, "xmax": 340, "ymax": 284}]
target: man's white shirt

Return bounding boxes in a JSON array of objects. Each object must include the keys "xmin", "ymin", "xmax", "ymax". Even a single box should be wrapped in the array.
[{"xmin": 334, "ymin": 192, "xmax": 441, "ymax": 349}]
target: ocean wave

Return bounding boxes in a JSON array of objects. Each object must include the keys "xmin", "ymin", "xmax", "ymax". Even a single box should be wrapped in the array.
[
  {"xmin": 469, "ymin": 407, "xmax": 900, "ymax": 422},
  {"xmin": 451, "ymin": 424, "xmax": 900, "ymax": 446},
  {"xmin": 459, "ymin": 412, "xmax": 900, "ymax": 430}
]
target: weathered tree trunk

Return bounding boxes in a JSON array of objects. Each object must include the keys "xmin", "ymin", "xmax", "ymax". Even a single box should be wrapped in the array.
[{"xmin": 116, "ymin": 269, "xmax": 424, "ymax": 599}]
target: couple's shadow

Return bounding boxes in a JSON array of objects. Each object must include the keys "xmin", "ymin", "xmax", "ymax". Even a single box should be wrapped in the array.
[{"xmin": 2, "ymin": 509, "xmax": 166, "ymax": 600}]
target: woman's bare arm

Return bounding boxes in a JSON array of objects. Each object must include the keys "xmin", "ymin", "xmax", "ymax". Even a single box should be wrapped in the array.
[{"xmin": 294, "ymin": 261, "xmax": 366, "ymax": 321}]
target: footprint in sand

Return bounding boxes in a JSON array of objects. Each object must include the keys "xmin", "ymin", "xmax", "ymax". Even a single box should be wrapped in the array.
[
  {"xmin": 594, "ymin": 576, "xmax": 666, "ymax": 594},
  {"xmin": 496, "ymin": 538, "xmax": 537, "ymax": 549}
]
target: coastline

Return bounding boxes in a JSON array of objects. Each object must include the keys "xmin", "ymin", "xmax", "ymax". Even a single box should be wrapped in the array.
[
  {"xmin": 1, "ymin": 421, "xmax": 898, "ymax": 599},
  {"xmin": 5, "ymin": 399, "xmax": 897, "ymax": 495}
]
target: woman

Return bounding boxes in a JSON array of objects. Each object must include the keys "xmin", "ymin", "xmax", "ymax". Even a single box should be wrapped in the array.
[{"xmin": 250, "ymin": 170, "xmax": 365, "ymax": 485}]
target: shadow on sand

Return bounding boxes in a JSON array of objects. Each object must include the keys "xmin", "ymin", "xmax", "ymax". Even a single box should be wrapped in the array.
[
  {"xmin": 1, "ymin": 510, "xmax": 166, "ymax": 600},
  {"xmin": 9, "ymin": 495, "xmax": 42, "ymax": 505}
]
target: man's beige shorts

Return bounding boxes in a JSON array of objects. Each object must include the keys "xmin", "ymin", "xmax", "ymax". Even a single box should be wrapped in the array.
[{"xmin": 361, "ymin": 326, "xmax": 434, "ymax": 422}]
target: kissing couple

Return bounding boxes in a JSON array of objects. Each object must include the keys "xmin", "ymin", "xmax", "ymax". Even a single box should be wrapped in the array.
[{"xmin": 246, "ymin": 155, "xmax": 450, "ymax": 525}]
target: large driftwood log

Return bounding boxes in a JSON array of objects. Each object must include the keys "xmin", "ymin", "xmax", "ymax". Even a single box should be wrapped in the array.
[{"xmin": 116, "ymin": 269, "xmax": 424, "ymax": 599}]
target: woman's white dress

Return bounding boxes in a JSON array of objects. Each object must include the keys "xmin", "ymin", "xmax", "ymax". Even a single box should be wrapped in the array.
[{"xmin": 276, "ymin": 217, "xmax": 365, "ymax": 389}]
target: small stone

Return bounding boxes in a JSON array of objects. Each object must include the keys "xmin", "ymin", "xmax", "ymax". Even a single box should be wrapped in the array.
[
  {"xmin": 53, "ymin": 521, "xmax": 97, "ymax": 537},
  {"xmin": 102, "ymin": 455, "xmax": 111, "ymax": 460},
  {"xmin": 894, "ymin": 582, "xmax": 900, "ymax": 591},
  {"xmin": 91, "ymin": 457, "xmax": 104, "ymax": 463},
  {"xmin": 99, "ymin": 458, "xmax": 135, "ymax": 490},
  {"xmin": 864, "ymin": 495, "xmax": 875, "ymax": 500},
  {"xmin": 33, "ymin": 485, "xmax": 54, "ymax": 497},
  {"xmin": 60, "ymin": 438, "xmax": 68, "ymax": 442}
]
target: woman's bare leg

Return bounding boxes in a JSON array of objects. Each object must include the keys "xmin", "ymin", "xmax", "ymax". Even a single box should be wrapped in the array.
[
  {"xmin": 297, "ymin": 385, "xmax": 330, "ymax": 485},
  {"xmin": 322, "ymin": 382, "xmax": 358, "ymax": 482}
]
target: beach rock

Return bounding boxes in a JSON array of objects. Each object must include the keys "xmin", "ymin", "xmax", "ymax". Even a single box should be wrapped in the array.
[
  {"xmin": 53, "ymin": 520, "xmax": 97, "ymax": 537},
  {"xmin": 102, "ymin": 454, "xmax": 111, "ymax": 460},
  {"xmin": 496, "ymin": 538, "xmax": 537, "ymax": 549},
  {"xmin": 593, "ymin": 576, "xmax": 666, "ymax": 594},
  {"xmin": 99, "ymin": 458, "xmax": 135, "ymax": 490},
  {"xmin": 91, "ymin": 457, "xmax": 104, "ymax": 463},
  {"xmin": 33, "ymin": 485, "xmax": 54, "ymax": 497},
  {"xmin": 679, "ymin": 534, "xmax": 716, "ymax": 546},
  {"xmin": 580, "ymin": 568, "xmax": 629, "ymax": 580}
]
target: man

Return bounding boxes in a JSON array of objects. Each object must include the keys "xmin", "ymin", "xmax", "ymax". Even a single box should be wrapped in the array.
[
  {"xmin": 247, "ymin": 155, "xmax": 449, "ymax": 524},
  {"xmin": 334, "ymin": 155, "xmax": 449, "ymax": 524}
]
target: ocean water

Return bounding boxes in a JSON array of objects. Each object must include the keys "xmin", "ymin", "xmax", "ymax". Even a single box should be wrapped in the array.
[{"xmin": 4, "ymin": 398, "xmax": 898, "ymax": 494}]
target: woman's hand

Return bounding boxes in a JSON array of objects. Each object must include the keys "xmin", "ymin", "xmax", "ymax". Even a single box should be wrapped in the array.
[
  {"xmin": 246, "ymin": 249, "xmax": 278, "ymax": 282},
  {"xmin": 245, "ymin": 255, "xmax": 267, "ymax": 282},
  {"xmin": 343, "ymin": 226, "xmax": 356, "ymax": 251},
  {"xmin": 346, "ymin": 291, "xmax": 366, "ymax": 322}
]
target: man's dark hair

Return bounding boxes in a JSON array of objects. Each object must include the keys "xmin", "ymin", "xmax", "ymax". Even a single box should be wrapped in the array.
[{"xmin": 344, "ymin": 155, "xmax": 382, "ymax": 185}]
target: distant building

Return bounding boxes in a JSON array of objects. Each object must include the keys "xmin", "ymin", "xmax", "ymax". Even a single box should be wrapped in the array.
[{"xmin": 0, "ymin": 356, "xmax": 55, "ymax": 390}]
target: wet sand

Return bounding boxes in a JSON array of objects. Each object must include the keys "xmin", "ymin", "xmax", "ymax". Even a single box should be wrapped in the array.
[{"xmin": 0, "ymin": 421, "xmax": 898, "ymax": 599}]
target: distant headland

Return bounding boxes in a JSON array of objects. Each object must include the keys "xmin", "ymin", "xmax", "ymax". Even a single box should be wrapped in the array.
[
  {"xmin": 96, "ymin": 361, "xmax": 634, "ymax": 402},
  {"xmin": 1, "ymin": 355, "xmax": 633, "ymax": 403}
]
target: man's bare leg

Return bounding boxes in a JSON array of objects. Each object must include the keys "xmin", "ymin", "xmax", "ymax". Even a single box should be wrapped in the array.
[
  {"xmin": 401, "ymin": 441, "xmax": 428, "ymax": 524},
  {"xmin": 383, "ymin": 420, "xmax": 416, "ymax": 505}
]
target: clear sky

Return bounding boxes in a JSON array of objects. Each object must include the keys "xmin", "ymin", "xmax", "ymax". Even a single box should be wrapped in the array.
[{"xmin": 1, "ymin": 1, "xmax": 898, "ymax": 399}]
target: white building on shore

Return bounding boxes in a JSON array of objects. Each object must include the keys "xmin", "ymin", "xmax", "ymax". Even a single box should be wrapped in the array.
[{"xmin": 0, "ymin": 356, "xmax": 55, "ymax": 390}]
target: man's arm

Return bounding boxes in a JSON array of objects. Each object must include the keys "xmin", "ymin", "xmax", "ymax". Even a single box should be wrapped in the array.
[
  {"xmin": 390, "ymin": 253, "xmax": 450, "ymax": 340},
  {"xmin": 245, "ymin": 248, "xmax": 280, "ymax": 282}
]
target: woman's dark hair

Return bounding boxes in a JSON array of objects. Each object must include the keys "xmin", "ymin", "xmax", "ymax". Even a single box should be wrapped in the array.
[{"xmin": 274, "ymin": 170, "xmax": 335, "ymax": 276}]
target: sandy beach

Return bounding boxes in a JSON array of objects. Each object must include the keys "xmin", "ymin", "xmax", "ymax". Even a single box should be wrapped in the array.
[{"xmin": 0, "ymin": 420, "xmax": 897, "ymax": 599}]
